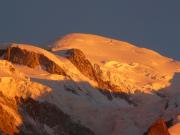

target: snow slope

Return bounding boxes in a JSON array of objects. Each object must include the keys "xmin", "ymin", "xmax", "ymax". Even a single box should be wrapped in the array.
[
  {"xmin": 0, "ymin": 60, "xmax": 53, "ymax": 134},
  {"xmin": 0, "ymin": 33, "xmax": 179, "ymax": 135},
  {"xmin": 50, "ymin": 33, "xmax": 178, "ymax": 68},
  {"xmin": 50, "ymin": 33, "xmax": 180, "ymax": 93},
  {"xmin": 0, "ymin": 60, "xmax": 51, "ymax": 99},
  {"xmin": 10, "ymin": 44, "xmax": 97, "ymax": 86},
  {"xmin": 0, "ymin": 60, "xmax": 94, "ymax": 135}
]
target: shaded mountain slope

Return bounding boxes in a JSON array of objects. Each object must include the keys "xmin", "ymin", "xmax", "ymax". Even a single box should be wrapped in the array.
[{"xmin": 0, "ymin": 60, "xmax": 95, "ymax": 135}]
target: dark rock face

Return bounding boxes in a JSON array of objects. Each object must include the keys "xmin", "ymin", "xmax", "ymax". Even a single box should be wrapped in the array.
[
  {"xmin": 65, "ymin": 49, "xmax": 118, "ymax": 91},
  {"xmin": 4, "ymin": 46, "xmax": 130, "ymax": 101},
  {"xmin": 145, "ymin": 118, "xmax": 170, "ymax": 135},
  {"xmin": 4, "ymin": 46, "xmax": 120, "ymax": 94},
  {"xmin": 0, "ymin": 49, "xmax": 5, "ymax": 57},
  {"xmin": 64, "ymin": 49, "xmax": 136, "ymax": 103},
  {"xmin": 98, "ymin": 89, "xmax": 136, "ymax": 106},
  {"xmin": 0, "ymin": 92, "xmax": 95, "ymax": 135},
  {"xmin": 65, "ymin": 49, "xmax": 133, "ymax": 103},
  {"xmin": 17, "ymin": 97, "xmax": 95, "ymax": 135},
  {"xmin": 166, "ymin": 119, "xmax": 174, "ymax": 128},
  {"xmin": 5, "ymin": 47, "xmax": 66, "ymax": 76},
  {"xmin": 66, "ymin": 49, "xmax": 98, "ymax": 81}
]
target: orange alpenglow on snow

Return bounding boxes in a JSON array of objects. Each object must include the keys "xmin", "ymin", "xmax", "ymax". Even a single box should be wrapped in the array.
[
  {"xmin": 50, "ymin": 33, "xmax": 180, "ymax": 92},
  {"xmin": 0, "ymin": 33, "xmax": 179, "ymax": 135}
]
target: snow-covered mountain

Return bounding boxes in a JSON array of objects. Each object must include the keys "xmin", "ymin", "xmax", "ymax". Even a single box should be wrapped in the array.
[{"xmin": 0, "ymin": 33, "xmax": 179, "ymax": 135}]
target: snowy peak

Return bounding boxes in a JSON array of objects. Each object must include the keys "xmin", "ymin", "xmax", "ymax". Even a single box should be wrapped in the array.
[
  {"xmin": 50, "ymin": 33, "xmax": 180, "ymax": 93},
  {"xmin": 0, "ymin": 33, "xmax": 179, "ymax": 135},
  {"xmin": 1, "ymin": 34, "xmax": 179, "ymax": 94},
  {"xmin": 50, "ymin": 33, "xmax": 175, "ymax": 66},
  {"xmin": 3, "ymin": 44, "xmax": 97, "ymax": 83}
]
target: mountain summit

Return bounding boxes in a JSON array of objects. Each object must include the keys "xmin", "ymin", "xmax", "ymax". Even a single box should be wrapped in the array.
[{"xmin": 0, "ymin": 33, "xmax": 179, "ymax": 135}]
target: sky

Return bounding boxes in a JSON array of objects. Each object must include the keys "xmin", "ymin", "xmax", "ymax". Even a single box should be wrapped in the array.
[{"xmin": 0, "ymin": 0, "xmax": 179, "ymax": 60}]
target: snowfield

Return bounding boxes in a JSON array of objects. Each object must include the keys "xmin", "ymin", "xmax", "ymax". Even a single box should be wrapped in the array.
[
  {"xmin": 50, "ymin": 33, "xmax": 180, "ymax": 93},
  {"xmin": 0, "ymin": 33, "xmax": 179, "ymax": 135}
]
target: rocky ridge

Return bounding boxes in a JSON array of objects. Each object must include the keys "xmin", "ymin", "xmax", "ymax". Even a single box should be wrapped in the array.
[{"xmin": 0, "ymin": 33, "xmax": 179, "ymax": 135}]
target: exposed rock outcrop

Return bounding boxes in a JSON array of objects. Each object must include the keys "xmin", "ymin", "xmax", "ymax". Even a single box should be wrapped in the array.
[
  {"xmin": 66, "ymin": 49, "xmax": 98, "ymax": 81},
  {"xmin": 145, "ymin": 118, "xmax": 170, "ymax": 135},
  {"xmin": 65, "ymin": 49, "xmax": 118, "ymax": 91},
  {"xmin": 4, "ymin": 46, "xmax": 66, "ymax": 76},
  {"xmin": 65, "ymin": 49, "xmax": 135, "ymax": 103},
  {"xmin": 0, "ymin": 92, "xmax": 95, "ymax": 135},
  {"xmin": 0, "ymin": 49, "xmax": 5, "ymax": 57},
  {"xmin": 17, "ymin": 97, "xmax": 95, "ymax": 135}
]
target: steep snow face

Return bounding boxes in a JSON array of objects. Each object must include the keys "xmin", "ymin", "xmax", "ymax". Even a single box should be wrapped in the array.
[
  {"xmin": 0, "ymin": 60, "xmax": 25, "ymax": 79},
  {"xmin": 0, "ymin": 60, "xmax": 95, "ymax": 135},
  {"xmin": 6, "ymin": 44, "xmax": 97, "ymax": 86},
  {"xmin": 0, "ymin": 34, "xmax": 179, "ymax": 135},
  {"xmin": 0, "ymin": 60, "xmax": 51, "ymax": 135},
  {"xmin": 50, "ymin": 33, "xmax": 176, "ymax": 67},
  {"xmin": 0, "ymin": 60, "xmax": 51, "ymax": 99},
  {"xmin": 50, "ymin": 33, "xmax": 180, "ymax": 93}
]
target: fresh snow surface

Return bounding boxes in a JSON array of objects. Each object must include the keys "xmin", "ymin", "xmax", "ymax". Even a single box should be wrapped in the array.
[
  {"xmin": 14, "ymin": 62, "xmax": 135, "ymax": 135},
  {"xmin": 0, "ymin": 34, "xmax": 179, "ymax": 135},
  {"xmin": 50, "ymin": 33, "xmax": 180, "ymax": 92},
  {"xmin": 11, "ymin": 44, "xmax": 98, "ymax": 87},
  {"xmin": 9, "ymin": 44, "xmax": 179, "ymax": 135},
  {"xmin": 0, "ymin": 60, "xmax": 51, "ymax": 99},
  {"xmin": 50, "ymin": 33, "xmax": 177, "ymax": 67}
]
